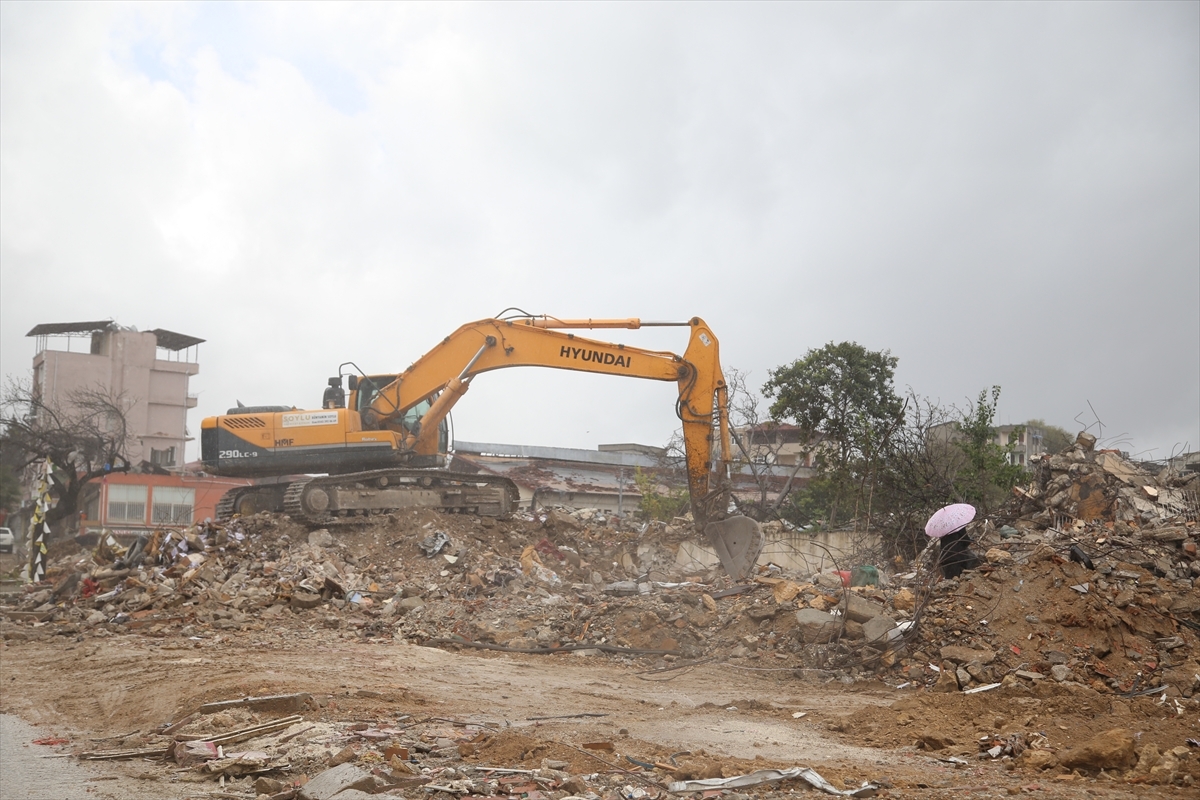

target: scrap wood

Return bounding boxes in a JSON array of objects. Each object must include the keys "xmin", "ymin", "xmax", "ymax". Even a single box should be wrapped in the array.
[
  {"xmin": 636, "ymin": 656, "xmax": 716, "ymax": 679},
  {"xmin": 625, "ymin": 756, "xmax": 678, "ymax": 772},
  {"xmin": 203, "ymin": 715, "xmax": 304, "ymax": 747},
  {"xmin": 80, "ymin": 745, "xmax": 172, "ymax": 761},
  {"xmin": 543, "ymin": 738, "xmax": 663, "ymax": 790},
  {"xmin": 277, "ymin": 724, "xmax": 315, "ymax": 744},
  {"xmin": 710, "ymin": 584, "xmax": 755, "ymax": 599},
  {"xmin": 526, "ymin": 713, "xmax": 608, "ymax": 720},
  {"xmin": 427, "ymin": 716, "xmax": 500, "ymax": 729},
  {"xmin": 423, "ymin": 637, "xmax": 681, "ymax": 657},
  {"xmin": 162, "ymin": 713, "xmax": 198, "ymax": 736},
  {"xmin": 475, "ymin": 767, "xmax": 536, "ymax": 774}
]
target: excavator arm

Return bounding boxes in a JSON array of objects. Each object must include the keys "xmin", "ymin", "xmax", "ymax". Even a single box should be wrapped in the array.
[{"xmin": 365, "ymin": 315, "xmax": 735, "ymax": 527}]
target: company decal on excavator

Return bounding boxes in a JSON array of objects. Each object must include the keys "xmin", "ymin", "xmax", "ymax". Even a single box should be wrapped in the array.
[
  {"xmin": 559, "ymin": 346, "xmax": 632, "ymax": 368},
  {"xmin": 281, "ymin": 411, "xmax": 339, "ymax": 428}
]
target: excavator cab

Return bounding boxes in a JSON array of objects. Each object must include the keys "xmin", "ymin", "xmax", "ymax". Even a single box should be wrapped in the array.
[{"xmin": 349, "ymin": 374, "xmax": 448, "ymax": 453}]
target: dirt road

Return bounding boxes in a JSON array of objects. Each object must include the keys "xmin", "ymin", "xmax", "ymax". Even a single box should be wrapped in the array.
[{"xmin": 2, "ymin": 630, "xmax": 1192, "ymax": 799}]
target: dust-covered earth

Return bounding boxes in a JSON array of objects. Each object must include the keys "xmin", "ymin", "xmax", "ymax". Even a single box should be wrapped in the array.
[{"xmin": 2, "ymin": 441, "xmax": 1199, "ymax": 800}]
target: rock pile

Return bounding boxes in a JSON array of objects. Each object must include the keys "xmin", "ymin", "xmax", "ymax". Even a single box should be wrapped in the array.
[{"xmin": 3, "ymin": 434, "xmax": 1196, "ymax": 696}]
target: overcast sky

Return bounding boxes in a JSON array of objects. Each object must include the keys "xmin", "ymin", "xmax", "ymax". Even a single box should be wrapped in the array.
[{"xmin": 2, "ymin": 2, "xmax": 1197, "ymax": 463}]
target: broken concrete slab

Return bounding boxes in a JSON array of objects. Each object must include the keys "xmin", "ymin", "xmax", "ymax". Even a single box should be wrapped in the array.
[
  {"xmin": 291, "ymin": 592, "xmax": 324, "ymax": 609},
  {"xmin": 861, "ymin": 615, "xmax": 898, "ymax": 644},
  {"xmin": 939, "ymin": 645, "xmax": 995, "ymax": 665},
  {"xmin": 839, "ymin": 593, "xmax": 885, "ymax": 623},
  {"xmin": 794, "ymin": 608, "xmax": 838, "ymax": 643},
  {"xmin": 298, "ymin": 763, "xmax": 376, "ymax": 800}
]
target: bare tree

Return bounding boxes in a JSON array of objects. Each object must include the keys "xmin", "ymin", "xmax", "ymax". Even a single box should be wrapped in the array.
[
  {"xmin": 1, "ymin": 377, "xmax": 135, "ymax": 537},
  {"xmin": 724, "ymin": 368, "xmax": 808, "ymax": 519}
]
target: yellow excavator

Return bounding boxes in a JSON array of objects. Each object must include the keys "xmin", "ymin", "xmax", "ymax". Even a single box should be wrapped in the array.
[{"xmin": 200, "ymin": 312, "xmax": 763, "ymax": 578}]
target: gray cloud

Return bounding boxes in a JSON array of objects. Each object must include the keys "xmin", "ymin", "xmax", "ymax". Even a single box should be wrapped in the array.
[{"xmin": 2, "ymin": 2, "xmax": 1196, "ymax": 460}]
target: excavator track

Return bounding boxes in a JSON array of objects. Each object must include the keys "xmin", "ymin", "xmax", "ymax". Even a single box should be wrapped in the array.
[
  {"xmin": 214, "ymin": 484, "xmax": 291, "ymax": 521},
  {"xmin": 280, "ymin": 468, "xmax": 519, "ymax": 526}
]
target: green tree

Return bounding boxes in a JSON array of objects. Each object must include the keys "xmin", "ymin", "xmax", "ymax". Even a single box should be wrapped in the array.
[
  {"xmin": 632, "ymin": 466, "xmax": 689, "ymax": 522},
  {"xmin": 763, "ymin": 342, "xmax": 903, "ymax": 528},
  {"xmin": 954, "ymin": 387, "xmax": 1026, "ymax": 514}
]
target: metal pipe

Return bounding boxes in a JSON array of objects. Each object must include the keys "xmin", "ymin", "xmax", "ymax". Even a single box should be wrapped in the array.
[{"xmin": 458, "ymin": 337, "xmax": 495, "ymax": 381}]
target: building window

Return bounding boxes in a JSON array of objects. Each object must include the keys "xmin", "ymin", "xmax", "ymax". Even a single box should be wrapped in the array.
[
  {"xmin": 107, "ymin": 485, "xmax": 147, "ymax": 523},
  {"xmin": 152, "ymin": 487, "xmax": 195, "ymax": 525},
  {"xmin": 151, "ymin": 446, "xmax": 177, "ymax": 467}
]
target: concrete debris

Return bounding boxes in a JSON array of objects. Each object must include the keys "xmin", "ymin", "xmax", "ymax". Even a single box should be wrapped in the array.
[
  {"xmin": 668, "ymin": 766, "xmax": 879, "ymax": 796},
  {"xmin": 297, "ymin": 762, "xmax": 376, "ymax": 800},
  {"xmin": 5, "ymin": 443, "xmax": 1197, "ymax": 697},
  {"xmin": 3, "ymin": 447, "xmax": 1199, "ymax": 793}
]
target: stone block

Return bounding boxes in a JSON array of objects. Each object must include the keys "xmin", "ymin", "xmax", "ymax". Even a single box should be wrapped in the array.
[
  {"xmin": 890, "ymin": 587, "xmax": 915, "ymax": 612},
  {"xmin": 794, "ymin": 608, "xmax": 838, "ymax": 643},
  {"xmin": 1059, "ymin": 728, "xmax": 1137, "ymax": 772},
  {"xmin": 932, "ymin": 665, "xmax": 959, "ymax": 692},
  {"xmin": 862, "ymin": 615, "xmax": 898, "ymax": 644},
  {"xmin": 291, "ymin": 592, "xmax": 323, "ymax": 609},
  {"xmin": 939, "ymin": 645, "xmax": 995, "ymax": 665},
  {"xmin": 985, "ymin": 548, "xmax": 1013, "ymax": 565},
  {"xmin": 299, "ymin": 763, "xmax": 376, "ymax": 800},
  {"xmin": 839, "ymin": 594, "xmax": 885, "ymax": 623}
]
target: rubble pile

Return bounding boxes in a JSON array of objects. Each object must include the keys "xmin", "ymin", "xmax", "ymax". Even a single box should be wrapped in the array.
[
  {"xmin": 67, "ymin": 698, "xmax": 878, "ymax": 800},
  {"xmin": 3, "ymin": 432, "xmax": 1199, "ymax": 792},
  {"xmin": 894, "ymin": 432, "xmax": 1200, "ymax": 696},
  {"xmin": 4, "ymin": 434, "xmax": 1197, "ymax": 697}
]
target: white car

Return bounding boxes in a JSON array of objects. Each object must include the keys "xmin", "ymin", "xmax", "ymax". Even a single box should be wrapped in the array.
[{"xmin": 0, "ymin": 527, "xmax": 14, "ymax": 554}]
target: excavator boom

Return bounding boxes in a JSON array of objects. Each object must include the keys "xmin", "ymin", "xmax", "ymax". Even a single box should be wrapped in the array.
[
  {"xmin": 201, "ymin": 313, "xmax": 763, "ymax": 578},
  {"xmin": 365, "ymin": 316, "xmax": 731, "ymax": 526}
]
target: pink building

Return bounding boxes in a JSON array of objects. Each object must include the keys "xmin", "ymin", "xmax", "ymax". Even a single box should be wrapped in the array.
[
  {"xmin": 27, "ymin": 321, "xmax": 203, "ymax": 468},
  {"xmin": 79, "ymin": 471, "xmax": 253, "ymax": 536}
]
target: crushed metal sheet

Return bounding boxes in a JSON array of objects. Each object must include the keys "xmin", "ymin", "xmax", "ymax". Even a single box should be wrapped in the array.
[{"xmin": 668, "ymin": 767, "xmax": 879, "ymax": 797}]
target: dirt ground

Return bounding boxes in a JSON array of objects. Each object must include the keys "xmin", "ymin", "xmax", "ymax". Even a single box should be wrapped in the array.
[
  {"xmin": 2, "ymin": 607, "xmax": 1196, "ymax": 798},
  {"xmin": 1, "ymin": 488, "xmax": 1197, "ymax": 800},
  {"xmin": 0, "ymin": 566, "xmax": 1195, "ymax": 796}
]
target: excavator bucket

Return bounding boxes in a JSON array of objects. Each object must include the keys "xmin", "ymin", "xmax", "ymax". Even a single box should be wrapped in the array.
[{"xmin": 704, "ymin": 515, "xmax": 764, "ymax": 581}]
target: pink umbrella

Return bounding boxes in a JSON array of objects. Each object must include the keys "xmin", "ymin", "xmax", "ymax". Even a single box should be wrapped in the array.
[{"xmin": 925, "ymin": 504, "xmax": 976, "ymax": 538}]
